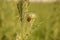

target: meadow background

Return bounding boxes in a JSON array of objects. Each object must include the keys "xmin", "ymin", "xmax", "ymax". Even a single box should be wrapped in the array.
[
  {"xmin": 29, "ymin": 2, "xmax": 60, "ymax": 40},
  {"xmin": 0, "ymin": 1, "xmax": 60, "ymax": 40}
]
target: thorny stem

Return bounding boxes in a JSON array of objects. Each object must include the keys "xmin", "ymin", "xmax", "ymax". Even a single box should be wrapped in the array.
[
  {"xmin": 21, "ymin": 0, "xmax": 29, "ymax": 40},
  {"xmin": 16, "ymin": 0, "xmax": 36, "ymax": 40},
  {"xmin": 16, "ymin": 0, "xmax": 31, "ymax": 40}
]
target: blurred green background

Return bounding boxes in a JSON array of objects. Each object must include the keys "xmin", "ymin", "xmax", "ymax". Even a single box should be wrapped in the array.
[
  {"xmin": 29, "ymin": 2, "xmax": 60, "ymax": 40},
  {"xmin": 0, "ymin": 1, "xmax": 60, "ymax": 40},
  {"xmin": 0, "ymin": 1, "xmax": 20, "ymax": 40}
]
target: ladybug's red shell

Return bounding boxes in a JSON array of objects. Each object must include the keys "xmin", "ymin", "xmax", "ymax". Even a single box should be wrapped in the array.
[{"xmin": 27, "ymin": 17, "xmax": 31, "ymax": 22}]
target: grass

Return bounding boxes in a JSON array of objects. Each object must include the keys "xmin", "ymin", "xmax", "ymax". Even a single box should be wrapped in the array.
[
  {"xmin": 0, "ymin": 1, "xmax": 60, "ymax": 40},
  {"xmin": 29, "ymin": 2, "xmax": 60, "ymax": 40},
  {"xmin": 0, "ymin": 1, "xmax": 20, "ymax": 40}
]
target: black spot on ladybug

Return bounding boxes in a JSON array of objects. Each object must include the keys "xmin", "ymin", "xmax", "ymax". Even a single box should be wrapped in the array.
[{"xmin": 27, "ymin": 17, "xmax": 31, "ymax": 22}]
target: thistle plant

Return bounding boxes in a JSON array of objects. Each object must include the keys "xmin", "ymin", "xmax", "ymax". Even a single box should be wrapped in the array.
[{"xmin": 16, "ymin": 0, "xmax": 36, "ymax": 40}]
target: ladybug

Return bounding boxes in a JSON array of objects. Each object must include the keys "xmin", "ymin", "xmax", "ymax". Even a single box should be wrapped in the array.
[
  {"xmin": 26, "ymin": 12, "xmax": 36, "ymax": 22},
  {"xmin": 27, "ymin": 17, "xmax": 31, "ymax": 22}
]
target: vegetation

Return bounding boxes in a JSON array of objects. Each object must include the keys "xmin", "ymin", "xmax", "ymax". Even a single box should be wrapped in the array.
[
  {"xmin": 29, "ymin": 2, "xmax": 60, "ymax": 40},
  {"xmin": 0, "ymin": 0, "xmax": 20, "ymax": 40},
  {"xmin": 0, "ymin": 1, "xmax": 60, "ymax": 40}
]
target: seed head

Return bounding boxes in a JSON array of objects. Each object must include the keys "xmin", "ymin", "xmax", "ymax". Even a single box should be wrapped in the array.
[{"xmin": 28, "ymin": 12, "xmax": 36, "ymax": 19}]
